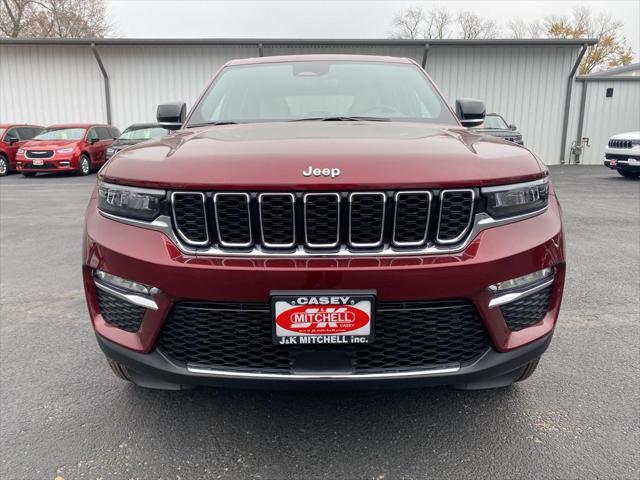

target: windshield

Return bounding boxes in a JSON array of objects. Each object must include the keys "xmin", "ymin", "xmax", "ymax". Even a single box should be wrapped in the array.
[
  {"xmin": 187, "ymin": 61, "xmax": 457, "ymax": 126},
  {"xmin": 119, "ymin": 126, "xmax": 168, "ymax": 140},
  {"xmin": 34, "ymin": 128, "xmax": 86, "ymax": 141},
  {"xmin": 482, "ymin": 115, "xmax": 508, "ymax": 129}
]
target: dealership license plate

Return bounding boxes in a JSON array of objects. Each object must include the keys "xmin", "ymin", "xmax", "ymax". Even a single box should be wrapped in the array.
[
  {"xmin": 271, "ymin": 292, "xmax": 375, "ymax": 345},
  {"xmin": 32, "ymin": 159, "xmax": 44, "ymax": 166}
]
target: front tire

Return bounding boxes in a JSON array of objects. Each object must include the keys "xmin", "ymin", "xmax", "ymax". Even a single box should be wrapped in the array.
[
  {"xmin": 515, "ymin": 359, "xmax": 540, "ymax": 383},
  {"xmin": 106, "ymin": 357, "xmax": 132, "ymax": 382},
  {"xmin": 618, "ymin": 170, "xmax": 639, "ymax": 179},
  {"xmin": 77, "ymin": 154, "xmax": 91, "ymax": 176},
  {"xmin": 0, "ymin": 155, "xmax": 9, "ymax": 176}
]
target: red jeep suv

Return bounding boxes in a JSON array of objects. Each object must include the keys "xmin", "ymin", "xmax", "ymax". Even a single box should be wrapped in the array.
[
  {"xmin": 83, "ymin": 55, "xmax": 565, "ymax": 390},
  {"xmin": 17, "ymin": 124, "xmax": 119, "ymax": 176}
]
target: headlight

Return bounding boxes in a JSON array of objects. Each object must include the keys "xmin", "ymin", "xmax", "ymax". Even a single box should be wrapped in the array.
[
  {"xmin": 57, "ymin": 147, "xmax": 74, "ymax": 154},
  {"xmin": 17, "ymin": 149, "xmax": 25, "ymax": 155},
  {"xmin": 482, "ymin": 178, "xmax": 548, "ymax": 219},
  {"xmin": 97, "ymin": 181, "xmax": 165, "ymax": 221},
  {"xmin": 106, "ymin": 148, "xmax": 115, "ymax": 155}
]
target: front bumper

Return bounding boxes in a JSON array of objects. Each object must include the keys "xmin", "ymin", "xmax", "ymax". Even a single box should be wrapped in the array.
[
  {"xmin": 83, "ymin": 192, "xmax": 565, "ymax": 385},
  {"xmin": 604, "ymin": 158, "xmax": 640, "ymax": 172},
  {"xmin": 17, "ymin": 157, "xmax": 76, "ymax": 172},
  {"xmin": 97, "ymin": 331, "xmax": 553, "ymax": 390}
]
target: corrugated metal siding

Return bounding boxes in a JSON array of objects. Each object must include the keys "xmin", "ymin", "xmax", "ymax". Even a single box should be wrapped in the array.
[
  {"xmin": 0, "ymin": 45, "xmax": 105, "ymax": 124},
  {"xmin": 97, "ymin": 45, "xmax": 258, "ymax": 128},
  {"xmin": 568, "ymin": 80, "xmax": 640, "ymax": 164},
  {"xmin": 426, "ymin": 46, "xmax": 579, "ymax": 164},
  {"xmin": 1, "ymin": 42, "xmax": 582, "ymax": 164}
]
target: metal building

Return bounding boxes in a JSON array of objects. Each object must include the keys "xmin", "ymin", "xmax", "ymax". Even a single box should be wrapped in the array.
[
  {"xmin": 566, "ymin": 63, "xmax": 640, "ymax": 165},
  {"xmin": 1, "ymin": 38, "xmax": 598, "ymax": 164}
]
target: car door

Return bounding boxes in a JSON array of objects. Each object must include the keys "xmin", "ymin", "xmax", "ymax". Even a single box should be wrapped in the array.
[
  {"xmin": 85, "ymin": 127, "xmax": 101, "ymax": 165},
  {"xmin": 95, "ymin": 127, "xmax": 114, "ymax": 166},
  {"xmin": 2, "ymin": 127, "xmax": 23, "ymax": 165}
]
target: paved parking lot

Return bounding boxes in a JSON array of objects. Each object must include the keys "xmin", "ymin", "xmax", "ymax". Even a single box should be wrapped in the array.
[{"xmin": 0, "ymin": 166, "xmax": 638, "ymax": 480}]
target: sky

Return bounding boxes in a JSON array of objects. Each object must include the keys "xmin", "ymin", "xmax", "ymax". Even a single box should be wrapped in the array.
[{"xmin": 107, "ymin": 0, "xmax": 640, "ymax": 57}]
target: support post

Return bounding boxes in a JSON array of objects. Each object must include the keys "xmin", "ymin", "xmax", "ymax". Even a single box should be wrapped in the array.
[
  {"xmin": 91, "ymin": 43, "xmax": 112, "ymax": 125},
  {"xmin": 421, "ymin": 43, "xmax": 430, "ymax": 69},
  {"xmin": 572, "ymin": 79, "xmax": 589, "ymax": 165},
  {"xmin": 559, "ymin": 43, "xmax": 588, "ymax": 164}
]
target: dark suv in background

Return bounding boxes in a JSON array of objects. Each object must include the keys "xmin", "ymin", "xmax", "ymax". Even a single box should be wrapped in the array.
[
  {"xmin": 474, "ymin": 113, "xmax": 524, "ymax": 145},
  {"xmin": 106, "ymin": 123, "xmax": 170, "ymax": 160},
  {"xmin": 0, "ymin": 124, "xmax": 44, "ymax": 176}
]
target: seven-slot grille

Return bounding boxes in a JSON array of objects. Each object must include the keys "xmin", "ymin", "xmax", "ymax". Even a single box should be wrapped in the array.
[
  {"xmin": 170, "ymin": 189, "xmax": 476, "ymax": 252},
  {"xmin": 608, "ymin": 139, "xmax": 634, "ymax": 149}
]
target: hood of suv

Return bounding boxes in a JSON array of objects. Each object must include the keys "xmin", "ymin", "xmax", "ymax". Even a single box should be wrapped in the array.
[
  {"xmin": 23, "ymin": 139, "xmax": 79, "ymax": 150},
  {"xmin": 100, "ymin": 122, "xmax": 544, "ymax": 190},
  {"xmin": 610, "ymin": 131, "xmax": 640, "ymax": 140}
]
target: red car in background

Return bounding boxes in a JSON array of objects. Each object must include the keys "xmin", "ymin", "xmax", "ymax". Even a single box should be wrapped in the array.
[
  {"xmin": 16, "ymin": 124, "xmax": 120, "ymax": 177},
  {"xmin": 0, "ymin": 124, "xmax": 44, "ymax": 176}
]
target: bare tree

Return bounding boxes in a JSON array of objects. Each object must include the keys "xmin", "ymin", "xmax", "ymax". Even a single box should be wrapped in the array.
[
  {"xmin": 390, "ymin": 6, "xmax": 426, "ymax": 39},
  {"xmin": 457, "ymin": 10, "xmax": 501, "ymax": 39},
  {"xmin": 507, "ymin": 18, "xmax": 543, "ymax": 39},
  {"xmin": 424, "ymin": 7, "xmax": 452, "ymax": 39},
  {"xmin": 543, "ymin": 7, "xmax": 633, "ymax": 73},
  {"xmin": 390, "ymin": 6, "xmax": 453, "ymax": 39},
  {"xmin": 0, "ymin": 0, "xmax": 110, "ymax": 37},
  {"xmin": 0, "ymin": 0, "xmax": 33, "ymax": 37}
]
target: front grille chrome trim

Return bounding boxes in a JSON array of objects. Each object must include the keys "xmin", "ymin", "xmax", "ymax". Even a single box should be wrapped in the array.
[
  {"xmin": 348, "ymin": 192, "xmax": 386, "ymax": 248},
  {"xmin": 213, "ymin": 192, "xmax": 253, "ymax": 248},
  {"xmin": 436, "ymin": 189, "xmax": 476, "ymax": 244},
  {"xmin": 171, "ymin": 192, "xmax": 209, "ymax": 247},
  {"xmin": 100, "ymin": 205, "xmax": 548, "ymax": 257},
  {"xmin": 185, "ymin": 364, "xmax": 461, "ymax": 380},
  {"xmin": 258, "ymin": 193, "xmax": 296, "ymax": 248},
  {"xmin": 392, "ymin": 190, "xmax": 432, "ymax": 247},
  {"xmin": 303, "ymin": 192, "xmax": 341, "ymax": 249}
]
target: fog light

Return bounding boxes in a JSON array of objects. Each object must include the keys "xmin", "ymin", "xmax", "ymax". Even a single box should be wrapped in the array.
[
  {"xmin": 93, "ymin": 270, "xmax": 158, "ymax": 310},
  {"xmin": 488, "ymin": 267, "xmax": 555, "ymax": 308},
  {"xmin": 60, "ymin": 161, "xmax": 70, "ymax": 166},
  {"xmin": 94, "ymin": 270, "xmax": 152, "ymax": 295},
  {"xmin": 490, "ymin": 267, "xmax": 554, "ymax": 292}
]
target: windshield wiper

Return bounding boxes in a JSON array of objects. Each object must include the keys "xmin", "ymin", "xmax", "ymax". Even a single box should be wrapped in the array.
[
  {"xmin": 291, "ymin": 116, "xmax": 392, "ymax": 122},
  {"xmin": 188, "ymin": 121, "xmax": 240, "ymax": 127}
]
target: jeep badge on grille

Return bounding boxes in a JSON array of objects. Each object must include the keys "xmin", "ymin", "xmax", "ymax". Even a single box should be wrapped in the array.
[{"xmin": 302, "ymin": 166, "xmax": 341, "ymax": 178}]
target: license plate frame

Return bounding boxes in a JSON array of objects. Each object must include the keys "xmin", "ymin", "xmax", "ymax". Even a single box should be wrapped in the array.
[{"xmin": 271, "ymin": 290, "xmax": 376, "ymax": 346}]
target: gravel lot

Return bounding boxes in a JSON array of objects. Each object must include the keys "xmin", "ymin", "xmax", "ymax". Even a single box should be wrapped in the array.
[{"xmin": 0, "ymin": 165, "xmax": 638, "ymax": 480}]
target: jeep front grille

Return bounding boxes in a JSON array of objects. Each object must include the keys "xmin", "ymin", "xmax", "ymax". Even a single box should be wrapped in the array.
[
  {"xmin": 608, "ymin": 139, "xmax": 634, "ymax": 149},
  {"xmin": 170, "ymin": 189, "xmax": 477, "ymax": 253}
]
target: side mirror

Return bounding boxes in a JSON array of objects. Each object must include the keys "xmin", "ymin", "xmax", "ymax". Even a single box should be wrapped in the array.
[
  {"xmin": 8, "ymin": 137, "xmax": 18, "ymax": 145},
  {"xmin": 455, "ymin": 98, "xmax": 486, "ymax": 128},
  {"xmin": 509, "ymin": 124, "xmax": 517, "ymax": 131},
  {"xmin": 157, "ymin": 102, "xmax": 186, "ymax": 130},
  {"xmin": 88, "ymin": 137, "xmax": 98, "ymax": 144}
]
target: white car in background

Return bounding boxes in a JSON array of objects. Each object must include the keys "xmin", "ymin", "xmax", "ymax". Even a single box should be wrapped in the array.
[{"xmin": 604, "ymin": 131, "xmax": 640, "ymax": 178}]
